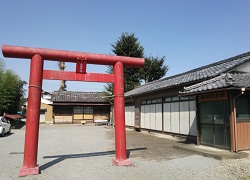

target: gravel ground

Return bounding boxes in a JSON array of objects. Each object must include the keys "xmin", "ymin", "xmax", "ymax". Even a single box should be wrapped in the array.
[{"xmin": 0, "ymin": 124, "xmax": 250, "ymax": 180}]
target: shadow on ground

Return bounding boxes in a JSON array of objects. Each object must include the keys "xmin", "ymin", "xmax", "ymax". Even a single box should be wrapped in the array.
[
  {"xmin": 40, "ymin": 147, "xmax": 147, "ymax": 172},
  {"xmin": 105, "ymin": 129, "xmax": 196, "ymax": 162},
  {"xmin": 11, "ymin": 121, "xmax": 26, "ymax": 129}
]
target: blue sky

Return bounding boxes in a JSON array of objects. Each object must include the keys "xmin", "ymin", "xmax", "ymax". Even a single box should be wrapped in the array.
[{"xmin": 1, "ymin": 1, "xmax": 250, "ymax": 96}]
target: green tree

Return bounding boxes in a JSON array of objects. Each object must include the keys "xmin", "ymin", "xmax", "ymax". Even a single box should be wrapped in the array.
[
  {"xmin": 0, "ymin": 59, "xmax": 26, "ymax": 115},
  {"xmin": 140, "ymin": 55, "xmax": 169, "ymax": 83},
  {"xmin": 104, "ymin": 32, "xmax": 144, "ymax": 96}
]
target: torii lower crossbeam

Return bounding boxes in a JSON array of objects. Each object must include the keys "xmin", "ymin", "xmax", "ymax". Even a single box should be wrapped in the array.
[{"xmin": 43, "ymin": 70, "xmax": 114, "ymax": 83}]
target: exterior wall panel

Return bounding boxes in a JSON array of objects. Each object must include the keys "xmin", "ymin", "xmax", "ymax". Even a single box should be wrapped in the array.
[
  {"xmin": 150, "ymin": 105, "xmax": 156, "ymax": 130},
  {"xmin": 84, "ymin": 114, "xmax": 94, "ymax": 119},
  {"xmin": 134, "ymin": 100, "xmax": 141, "ymax": 128},
  {"xmin": 55, "ymin": 115, "xmax": 72, "ymax": 123},
  {"xmin": 180, "ymin": 101, "xmax": 190, "ymax": 135},
  {"xmin": 73, "ymin": 114, "xmax": 84, "ymax": 119},
  {"xmin": 141, "ymin": 104, "xmax": 162, "ymax": 131},
  {"xmin": 40, "ymin": 112, "xmax": 46, "ymax": 123},
  {"xmin": 145, "ymin": 105, "xmax": 150, "ymax": 129},
  {"xmin": 163, "ymin": 103, "xmax": 171, "ymax": 132},
  {"xmin": 163, "ymin": 100, "xmax": 196, "ymax": 136},
  {"xmin": 141, "ymin": 105, "xmax": 145, "ymax": 128},
  {"xmin": 171, "ymin": 102, "xmax": 180, "ymax": 133},
  {"xmin": 125, "ymin": 106, "xmax": 135, "ymax": 126},
  {"xmin": 156, "ymin": 104, "xmax": 163, "ymax": 131},
  {"xmin": 189, "ymin": 101, "xmax": 197, "ymax": 136}
]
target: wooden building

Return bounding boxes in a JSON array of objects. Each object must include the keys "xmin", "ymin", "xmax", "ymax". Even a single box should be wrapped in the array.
[
  {"xmin": 125, "ymin": 51, "xmax": 250, "ymax": 152},
  {"xmin": 51, "ymin": 91, "xmax": 110, "ymax": 124}
]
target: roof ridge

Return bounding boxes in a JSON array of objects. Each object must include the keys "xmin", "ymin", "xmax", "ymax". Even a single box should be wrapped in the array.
[
  {"xmin": 182, "ymin": 72, "xmax": 250, "ymax": 94},
  {"xmin": 184, "ymin": 73, "xmax": 227, "ymax": 91},
  {"xmin": 160, "ymin": 51, "xmax": 250, "ymax": 82}
]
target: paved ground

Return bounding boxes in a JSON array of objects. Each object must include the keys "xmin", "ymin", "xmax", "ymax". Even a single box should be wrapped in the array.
[{"xmin": 1, "ymin": 124, "xmax": 250, "ymax": 180}]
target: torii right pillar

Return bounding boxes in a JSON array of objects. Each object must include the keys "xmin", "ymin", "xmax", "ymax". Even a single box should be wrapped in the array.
[{"xmin": 112, "ymin": 61, "xmax": 130, "ymax": 166}]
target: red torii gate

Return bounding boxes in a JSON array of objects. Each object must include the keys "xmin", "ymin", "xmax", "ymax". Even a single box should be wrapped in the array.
[{"xmin": 2, "ymin": 45, "xmax": 144, "ymax": 176}]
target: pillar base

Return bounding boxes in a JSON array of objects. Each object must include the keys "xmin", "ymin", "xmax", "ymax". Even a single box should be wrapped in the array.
[
  {"xmin": 112, "ymin": 158, "xmax": 131, "ymax": 166},
  {"xmin": 19, "ymin": 165, "xmax": 39, "ymax": 177}
]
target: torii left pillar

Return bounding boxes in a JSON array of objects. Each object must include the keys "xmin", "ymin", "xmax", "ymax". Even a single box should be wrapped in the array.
[
  {"xmin": 2, "ymin": 44, "xmax": 144, "ymax": 177},
  {"xmin": 20, "ymin": 54, "xmax": 44, "ymax": 175}
]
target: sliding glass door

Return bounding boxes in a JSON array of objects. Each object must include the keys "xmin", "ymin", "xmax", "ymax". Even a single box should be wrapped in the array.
[{"xmin": 199, "ymin": 101, "xmax": 230, "ymax": 148}]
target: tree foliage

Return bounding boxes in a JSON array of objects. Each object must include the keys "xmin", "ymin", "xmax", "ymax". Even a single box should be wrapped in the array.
[
  {"xmin": 0, "ymin": 59, "xmax": 26, "ymax": 115},
  {"xmin": 140, "ymin": 55, "xmax": 169, "ymax": 83},
  {"xmin": 104, "ymin": 32, "xmax": 144, "ymax": 96},
  {"xmin": 111, "ymin": 32, "xmax": 144, "ymax": 58}
]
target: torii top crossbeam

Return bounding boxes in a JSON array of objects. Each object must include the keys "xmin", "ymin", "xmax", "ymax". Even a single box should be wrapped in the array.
[{"xmin": 2, "ymin": 45, "xmax": 144, "ymax": 67}]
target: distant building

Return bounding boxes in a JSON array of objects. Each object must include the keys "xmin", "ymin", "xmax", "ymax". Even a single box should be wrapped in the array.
[
  {"xmin": 51, "ymin": 91, "xmax": 110, "ymax": 124},
  {"xmin": 21, "ymin": 91, "xmax": 53, "ymax": 124}
]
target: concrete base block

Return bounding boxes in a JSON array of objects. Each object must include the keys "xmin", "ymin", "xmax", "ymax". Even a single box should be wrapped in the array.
[
  {"xmin": 19, "ymin": 165, "xmax": 39, "ymax": 176},
  {"xmin": 112, "ymin": 158, "xmax": 131, "ymax": 166}
]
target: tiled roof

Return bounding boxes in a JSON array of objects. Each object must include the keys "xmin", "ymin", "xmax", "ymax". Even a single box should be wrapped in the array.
[
  {"xmin": 182, "ymin": 73, "xmax": 250, "ymax": 94},
  {"xmin": 125, "ymin": 51, "xmax": 250, "ymax": 97},
  {"xmin": 51, "ymin": 91, "xmax": 108, "ymax": 103}
]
